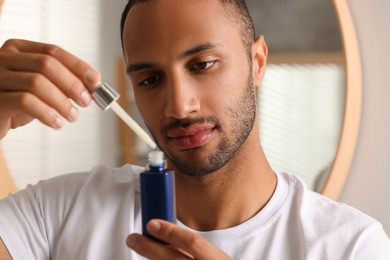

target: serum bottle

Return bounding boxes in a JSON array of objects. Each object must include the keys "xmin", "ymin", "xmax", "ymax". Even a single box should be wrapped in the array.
[{"xmin": 140, "ymin": 150, "xmax": 176, "ymax": 241}]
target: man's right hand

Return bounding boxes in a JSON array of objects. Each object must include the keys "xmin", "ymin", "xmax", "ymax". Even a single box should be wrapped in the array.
[{"xmin": 0, "ymin": 39, "xmax": 101, "ymax": 140}]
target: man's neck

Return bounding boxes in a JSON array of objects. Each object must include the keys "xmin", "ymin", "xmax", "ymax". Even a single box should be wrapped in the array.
[{"xmin": 173, "ymin": 133, "xmax": 276, "ymax": 231}]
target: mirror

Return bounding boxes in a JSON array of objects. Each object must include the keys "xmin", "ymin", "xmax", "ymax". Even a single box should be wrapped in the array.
[{"xmin": 246, "ymin": 0, "xmax": 361, "ymax": 199}]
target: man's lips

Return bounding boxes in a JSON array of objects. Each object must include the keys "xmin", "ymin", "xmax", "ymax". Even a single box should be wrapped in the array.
[{"xmin": 166, "ymin": 124, "xmax": 216, "ymax": 149}]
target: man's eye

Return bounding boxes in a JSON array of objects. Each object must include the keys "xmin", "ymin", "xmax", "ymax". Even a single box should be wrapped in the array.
[
  {"xmin": 190, "ymin": 60, "xmax": 215, "ymax": 72},
  {"xmin": 138, "ymin": 74, "xmax": 163, "ymax": 87}
]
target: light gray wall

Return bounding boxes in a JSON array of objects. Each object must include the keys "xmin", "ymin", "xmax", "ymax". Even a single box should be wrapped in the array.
[{"xmin": 339, "ymin": 0, "xmax": 390, "ymax": 236}]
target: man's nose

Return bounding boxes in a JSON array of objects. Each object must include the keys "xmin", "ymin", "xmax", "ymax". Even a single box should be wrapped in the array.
[{"xmin": 164, "ymin": 73, "xmax": 200, "ymax": 119}]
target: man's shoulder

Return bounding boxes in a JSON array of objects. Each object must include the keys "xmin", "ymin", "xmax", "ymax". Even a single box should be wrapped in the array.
[
  {"xmin": 269, "ymin": 172, "xmax": 390, "ymax": 258},
  {"xmin": 283, "ymin": 172, "xmax": 378, "ymax": 226},
  {"xmin": 34, "ymin": 163, "xmax": 144, "ymax": 197},
  {"xmin": 0, "ymin": 164, "xmax": 145, "ymax": 259},
  {"xmin": 281, "ymin": 172, "xmax": 389, "ymax": 246},
  {"xmin": 2, "ymin": 164, "xmax": 145, "ymax": 210}
]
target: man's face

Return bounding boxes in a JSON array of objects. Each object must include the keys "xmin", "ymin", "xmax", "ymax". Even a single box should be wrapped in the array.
[{"xmin": 122, "ymin": 0, "xmax": 259, "ymax": 176}]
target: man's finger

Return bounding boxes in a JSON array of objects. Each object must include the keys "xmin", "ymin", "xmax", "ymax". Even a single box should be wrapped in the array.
[
  {"xmin": 2, "ymin": 39, "xmax": 101, "ymax": 89},
  {"xmin": 146, "ymin": 219, "xmax": 231, "ymax": 260},
  {"xmin": 126, "ymin": 233, "xmax": 194, "ymax": 260},
  {"xmin": 0, "ymin": 71, "xmax": 79, "ymax": 122},
  {"xmin": 1, "ymin": 52, "xmax": 92, "ymax": 107},
  {"xmin": 0, "ymin": 92, "xmax": 64, "ymax": 130}
]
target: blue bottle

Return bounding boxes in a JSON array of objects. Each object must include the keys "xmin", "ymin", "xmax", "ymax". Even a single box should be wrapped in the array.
[{"xmin": 140, "ymin": 150, "xmax": 176, "ymax": 242}]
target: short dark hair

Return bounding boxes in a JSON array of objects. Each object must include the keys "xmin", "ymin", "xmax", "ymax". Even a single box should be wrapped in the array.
[{"xmin": 120, "ymin": 0, "xmax": 255, "ymax": 55}]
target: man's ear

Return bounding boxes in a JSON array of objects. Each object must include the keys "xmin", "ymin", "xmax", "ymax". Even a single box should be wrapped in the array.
[{"xmin": 252, "ymin": 35, "xmax": 268, "ymax": 87}]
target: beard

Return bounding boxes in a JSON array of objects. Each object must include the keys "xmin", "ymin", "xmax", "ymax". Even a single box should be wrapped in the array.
[{"xmin": 148, "ymin": 73, "xmax": 257, "ymax": 177}]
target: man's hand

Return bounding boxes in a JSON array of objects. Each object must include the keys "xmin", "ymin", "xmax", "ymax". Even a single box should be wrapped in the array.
[
  {"xmin": 0, "ymin": 39, "xmax": 101, "ymax": 140},
  {"xmin": 126, "ymin": 219, "xmax": 232, "ymax": 260}
]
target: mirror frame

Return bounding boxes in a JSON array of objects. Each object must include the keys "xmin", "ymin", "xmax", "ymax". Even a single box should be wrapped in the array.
[{"xmin": 321, "ymin": 0, "xmax": 362, "ymax": 200}]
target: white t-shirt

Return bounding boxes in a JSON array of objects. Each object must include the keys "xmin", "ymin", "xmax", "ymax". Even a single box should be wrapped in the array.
[{"xmin": 0, "ymin": 164, "xmax": 389, "ymax": 259}]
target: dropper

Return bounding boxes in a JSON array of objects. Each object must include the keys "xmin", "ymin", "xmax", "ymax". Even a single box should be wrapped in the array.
[{"xmin": 91, "ymin": 82, "xmax": 157, "ymax": 149}]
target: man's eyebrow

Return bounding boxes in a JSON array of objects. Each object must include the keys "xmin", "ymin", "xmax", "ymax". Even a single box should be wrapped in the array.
[
  {"xmin": 127, "ymin": 63, "xmax": 158, "ymax": 74},
  {"xmin": 126, "ymin": 42, "xmax": 222, "ymax": 74},
  {"xmin": 181, "ymin": 42, "xmax": 222, "ymax": 58}
]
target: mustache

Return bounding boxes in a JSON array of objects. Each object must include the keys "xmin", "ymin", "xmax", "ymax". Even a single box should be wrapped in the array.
[{"xmin": 161, "ymin": 116, "xmax": 222, "ymax": 136}]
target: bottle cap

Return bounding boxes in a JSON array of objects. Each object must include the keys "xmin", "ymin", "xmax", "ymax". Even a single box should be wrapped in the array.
[
  {"xmin": 148, "ymin": 150, "xmax": 165, "ymax": 167},
  {"xmin": 92, "ymin": 82, "xmax": 120, "ymax": 110}
]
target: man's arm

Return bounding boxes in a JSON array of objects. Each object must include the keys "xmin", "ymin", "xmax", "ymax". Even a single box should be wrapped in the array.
[{"xmin": 0, "ymin": 237, "xmax": 12, "ymax": 260}]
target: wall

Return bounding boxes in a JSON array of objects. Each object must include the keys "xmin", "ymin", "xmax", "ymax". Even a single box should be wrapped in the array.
[{"xmin": 340, "ymin": 0, "xmax": 390, "ymax": 235}]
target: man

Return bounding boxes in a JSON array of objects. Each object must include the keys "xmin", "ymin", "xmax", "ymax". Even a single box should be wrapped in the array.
[{"xmin": 0, "ymin": 0, "xmax": 389, "ymax": 259}]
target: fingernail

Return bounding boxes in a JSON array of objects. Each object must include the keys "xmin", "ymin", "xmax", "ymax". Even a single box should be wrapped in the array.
[
  {"xmin": 148, "ymin": 220, "xmax": 161, "ymax": 233},
  {"xmin": 68, "ymin": 107, "xmax": 79, "ymax": 122},
  {"xmin": 85, "ymin": 68, "xmax": 100, "ymax": 85},
  {"xmin": 127, "ymin": 235, "xmax": 137, "ymax": 248},
  {"xmin": 80, "ymin": 90, "xmax": 92, "ymax": 106},
  {"xmin": 54, "ymin": 117, "xmax": 64, "ymax": 129}
]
